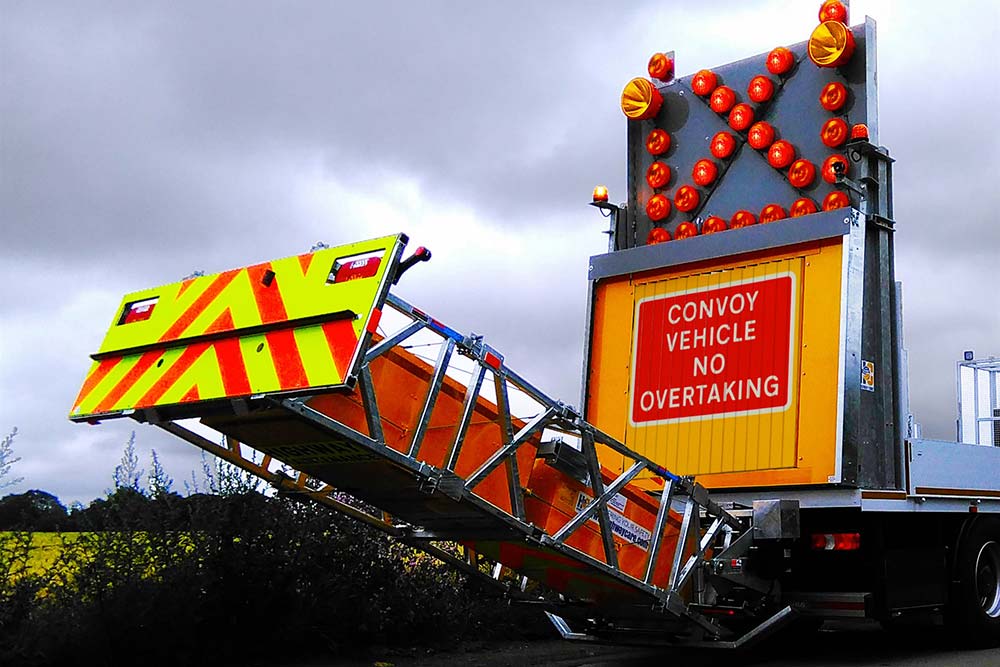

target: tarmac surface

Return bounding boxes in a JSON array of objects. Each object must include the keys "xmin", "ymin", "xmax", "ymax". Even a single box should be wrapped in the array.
[{"xmin": 302, "ymin": 621, "xmax": 1000, "ymax": 667}]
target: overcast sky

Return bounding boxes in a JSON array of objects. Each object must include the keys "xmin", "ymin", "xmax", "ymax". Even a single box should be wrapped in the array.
[{"xmin": 2, "ymin": 1, "xmax": 998, "ymax": 505}]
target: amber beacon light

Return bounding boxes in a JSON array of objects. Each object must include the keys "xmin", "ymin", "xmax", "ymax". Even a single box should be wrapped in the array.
[
  {"xmin": 592, "ymin": 185, "xmax": 609, "ymax": 203},
  {"xmin": 621, "ymin": 77, "xmax": 664, "ymax": 120},
  {"xmin": 808, "ymin": 20, "xmax": 855, "ymax": 67}
]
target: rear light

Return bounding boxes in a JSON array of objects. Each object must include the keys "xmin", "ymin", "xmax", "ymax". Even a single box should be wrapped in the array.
[
  {"xmin": 621, "ymin": 77, "xmax": 664, "ymax": 120},
  {"xmin": 728, "ymin": 103, "xmax": 754, "ymax": 132},
  {"xmin": 120, "ymin": 297, "xmax": 159, "ymax": 325},
  {"xmin": 760, "ymin": 203, "xmax": 787, "ymax": 223},
  {"xmin": 767, "ymin": 140, "xmax": 795, "ymax": 169},
  {"xmin": 710, "ymin": 132, "xmax": 737, "ymax": 159},
  {"xmin": 646, "ymin": 194, "xmax": 671, "ymax": 221},
  {"xmin": 790, "ymin": 198, "xmax": 818, "ymax": 217},
  {"xmin": 646, "ymin": 161, "xmax": 671, "ymax": 189},
  {"xmin": 821, "ymin": 118, "xmax": 849, "ymax": 147},
  {"xmin": 822, "ymin": 154, "xmax": 849, "ymax": 183},
  {"xmin": 819, "ymin": 0, "xmax": 848, "ymax": 24},
  {"xmin": 820, "ymin": 81, "xmax": 848, "ymax": 111},
  {"xmin": 675, "ymin": 221, "xmax": 698, "ymax": 239},
  {"xmin": 674, "ymin": 185, "xmax": 700, "ymax": 213},
  {"xmin": 808, "ymin": 20, "xmax": 856, "ymax": 68},
  {"xmin": 811, "ymin": 532, "xmax": 861, "ymax": 551},
  {"xmin": 647, "ymin": 52, "xmax": 674, "ymax": 81},
  {"xmin": 747, "ymin": 122, "xmax": 775, "ymax": 150},
  {"xmin": 691, "ymin": 69, "xmax": 718, "ymax": 96},
  {"xmin": 822, "ymin": 190, "xmax": 850, "ymax": 210},
  {"xmin": 692, "ymin": 159, "xmax": 718, "ymax": 186},
  {"xmin": 788, "ymin": 159, "xmax": 816, "ymax": 188},
  {"xmin": 766, "ymin": 47, "xmax": 795, "ymax": 76},
  {"xmin": 646, "ymin": 129, "xmax": 671, "ymax": 155},
  {"xmin": 747, "ymin": 75, "xmax": 775, "ymax": 103},
  {"xmin": 703, "ymin": 216, "xmax": 728, "ymax": 234},
  {"xmin": 850, "ymin": 123, "xmax": 870, "ymax": 140},
  {"xmin": 647, "ymin": 226, "xmax": 672, "ymax": 244},
  {"xmin": 730, "ymin": 210, "xmax": 756, "ymax": 228},
  {"xmin": 710, "ymin": 86, "xmax": 737, "ymax": 114},
  {"xmin": 592, "ymin": 185, "xmax": 609, "ymax": 203}
]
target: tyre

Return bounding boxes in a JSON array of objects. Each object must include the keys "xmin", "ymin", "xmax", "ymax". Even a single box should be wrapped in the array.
[{"xmin": 950, "ymin": 517, "xmax": 1000, "ymax": 647}]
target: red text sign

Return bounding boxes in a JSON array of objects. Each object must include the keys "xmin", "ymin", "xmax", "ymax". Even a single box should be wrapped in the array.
[{"xmin": 631, "ymin": 274, "xmax": 794, "ymax": 424}]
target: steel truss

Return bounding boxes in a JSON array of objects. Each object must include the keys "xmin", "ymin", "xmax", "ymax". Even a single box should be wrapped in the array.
[{"xmin": 150, "ymin": 291, "xmax": 780, "ymax": 642}]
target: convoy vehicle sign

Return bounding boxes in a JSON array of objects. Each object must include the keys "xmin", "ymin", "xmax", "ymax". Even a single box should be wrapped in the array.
[{"xmin": 631, "ymin": 274, "xmax": 795, "ymax": 424}]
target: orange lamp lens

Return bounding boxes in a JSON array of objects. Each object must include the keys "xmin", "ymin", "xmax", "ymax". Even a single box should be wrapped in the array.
[
  {"xmin": 646, "ymin": 129, "xmax": 671, "ymax": 155},
  {"xmin": 788, "ymin": 159, "xmax": 817, "ymax": 188},
  {"xmin": 851, "ymin": 123, "xmax": 870, "ymax": 140},
  {"xmin": 621, "ymin": 77, "xmax": 664, "ymax": 120},
  {"xmin": 675, "ymin": 221, "xmax": 698, "ymax": 239},
  {"xmin": 592, "ymin": 185, "xmax": 609, "ymax": 203},
  {"xmin": 729, "ymin": 103, "xmax": 754, "ymax": 132},
  {"xmin": 822, "ymin": 154, "xmax": 849, "ymax": 183},
  {"xmin": 647, "ymin": 226, "xmax": 672, "ymax": 244},
  {"xmin": 747, "ymin": 76, "xmax": 775, "ymax": 103},
  {"xmin": 820, "ymin": 82, "xmax": 848, "ymax": 111},
  {"xmin": 692, "ymin": 159, "xmax": 718, "ymax": 187},
  {"xmin": 710, "ymin": 86, "xmax": 737, "ymax": 114},
  {"xmin": 710, "ymin": 132, "xmax": 737, "ymax": 159},
  {"xmin": 819, "ymin": 0, "xmax": 848, "ymax": 24},
  {"xmin": 646, "ymin": 161, "xmax": 671, "ymax": 189},
  {"xmin": 730, "ymin": 210, "xmax": 757, "ymax": 228},
  {"xmin": 674, "ymin": 185, "xmax": 700, "ymax": 212},
  {"xmin": 808, "ymin": 20, "xmax": 856, "ymax": 68},
  {"xmin": 823, "ymin": 190, "xmax": 850, "ymax": 210},
  {"xmin": 790, "ymin": 197, "xmax": 818, "ymax": 217},
  {"xmin": 703, "ymin": 216, "xmax": 728, "ymax": 234},
  {"xmin": 821, "ymin": 118, "xmax": 849, "ymax": 147},
  {"xmin": 768, "ymin": 140, "xmax": 795, "ymax": 169},
  {"xmin": 691, "ymin": 69, "xmax": 718, "ymax": 96},
  {"xmin": 648, "ymin": 52, "xmax": 674, "ymax": 81},
  {"xmin": 760, "ymin": 203, "xmax": 787, "ymax": 223},
  {"xmin": 747, "ymin": 122, "xmax": 775, "ymax": 150},
  {"xmin": 766, "ymin": 47, "xmax": 795, "ymax": 76},
  {"xmin": 646, "ymin": 193, "xmax": 671, "ymax": 221}
]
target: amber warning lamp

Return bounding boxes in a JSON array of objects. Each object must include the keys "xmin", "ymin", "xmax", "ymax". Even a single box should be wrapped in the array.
[
  {"xmin": 621, "ymin": 77, "xmax": 664, "ymax": 120},
  {"xmin": 808, "ymin": 20, "xmax": 855, "ymax": 67}
]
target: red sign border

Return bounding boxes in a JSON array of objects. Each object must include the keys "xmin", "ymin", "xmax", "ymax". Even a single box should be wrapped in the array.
[{"xmin": 628, "ymin": 271, "xmax": 799, "ymax": 427}]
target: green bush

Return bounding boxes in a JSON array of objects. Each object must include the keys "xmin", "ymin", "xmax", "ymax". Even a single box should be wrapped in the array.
[{"xmin": 0, "ymin": 492, "xmax": 533, "ymax": 666}]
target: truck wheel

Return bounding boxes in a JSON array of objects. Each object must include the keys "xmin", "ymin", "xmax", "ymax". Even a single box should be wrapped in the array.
[{"xmin": 951, "ymin": 518, "xmax": 1000, "ymax": 647}]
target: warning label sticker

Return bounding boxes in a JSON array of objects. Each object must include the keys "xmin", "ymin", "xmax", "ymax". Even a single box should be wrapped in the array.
[
  {"xmin": 575, "ymin": 492, "xmax": 651, "ymax": 550},
  {"xmin": 630, "ymin": 273, "xmax": 796, "ymax": 425}
]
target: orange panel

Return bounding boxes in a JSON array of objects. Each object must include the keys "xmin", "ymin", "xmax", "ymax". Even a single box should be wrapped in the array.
[
  {"xmin": 587, "ymin": 239, "xmax": 845, "ymax": 489},
  {"xmin": 306, "ymin": 344, "xmax": 535, "ymax": 514}
]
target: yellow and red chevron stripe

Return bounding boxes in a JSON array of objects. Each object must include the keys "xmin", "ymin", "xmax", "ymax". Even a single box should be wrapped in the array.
[{"xmin": 69, "ymin": 234, "xmax": 405, "ymax": 421}]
